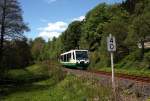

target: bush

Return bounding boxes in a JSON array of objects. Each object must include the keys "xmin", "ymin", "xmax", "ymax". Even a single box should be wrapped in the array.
[
  {"xmin": 114, "ymin": 50, "xmax": 150, "ymax": 70},
  {"xmin": 144, "ymin": 51, "xmax": 150, "ymax": 69},
  {"xmin": 50, "ymin": 74, "xmax": 112, "ymax": 101},
  {"xmin": 42, "ymin": 60, "xmax": 66, "ymax": 85}
]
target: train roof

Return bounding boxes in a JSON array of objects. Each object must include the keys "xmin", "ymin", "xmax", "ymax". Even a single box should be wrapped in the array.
[{"xmin": 60, "ymin": 49, "xmax": 88, "ymax": 55}]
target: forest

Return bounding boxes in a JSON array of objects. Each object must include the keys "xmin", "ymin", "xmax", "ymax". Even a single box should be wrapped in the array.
[
  {"xmin": 32, "ymin": 0, "xmax": 150, "ymax": 70},
  {"xmin": 0, "ymin": 0, "xmax": 150, "ymax": 73},
  {"xmin": 46, "ymin": 0, "xmax": 150, "ymax": 70},
  {"xmin": 0, "ymin": 0, "xmax": 150, "ymax": 100}
]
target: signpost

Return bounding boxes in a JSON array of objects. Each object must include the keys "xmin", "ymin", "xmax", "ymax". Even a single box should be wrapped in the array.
[{"xmin": 107, "ymin": 34, "xmax": 116, "ymax": 92}]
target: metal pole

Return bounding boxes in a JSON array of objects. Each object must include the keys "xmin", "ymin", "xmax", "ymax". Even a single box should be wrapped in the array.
[{"xmin": 110, "ymin": 52, "xmax": 115, "ymax": 91}]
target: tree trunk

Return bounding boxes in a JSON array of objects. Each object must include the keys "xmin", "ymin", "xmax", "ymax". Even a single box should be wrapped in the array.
[
  {"xmin": 0, "ymin": 24, "xmax": 4, "ymax": 61},
  {"xmin": 0, "ymin": 0, "xmax": 6, "ymax": 63}
]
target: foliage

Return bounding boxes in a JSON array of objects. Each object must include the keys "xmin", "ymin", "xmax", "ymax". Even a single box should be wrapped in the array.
[
  {"xmin": 80, "ymin": 3, "xmax": 111, "ymax": 51},
  {"xmin": 2, "ymin": 74, "xmax": 112, "ymax": 101},
  {"xmin": 61, "ymin": 21, "xmax": 83, "ymax": 51},
  {"xmin": 2, "ymin": 0, "xmax": 150, "ymax": 76},
  {"xmin": 34, "ymin": 0, "xmax": 150, "ymax": 71},
  {"xmin": 47, "ymin": 37, "xmax": 63, "ymax": 59},
  {"xmin": 121, "ymin": 0, "xmax": 140, "ymax": 14},
  {"xmin": 0, "ymin": 0, "xmax": 29, "ymax": 64},
  {"xmin": 0, "ymin": 0, "xmax": 30, "ymax": 72},
  {"xmin": 2, "ymin": 0, "xmax": 150, "ymax": 100},
  {"xmin": 0, "ymin": 38, "xmax": 32, "ymax": 73},
  {"xmin": 31, "ymin": 37, "xmax": 45, "ymax": 61},
  {"xmin": 0, "ymin": 62, "xmax": 64, "ymax": 101},
  {"xmin": 50, "ymin": 75, "xmax": 112, "ymax": 101},
  {"xmin": 98, "ymin": 67, "xmax": 150, "ymax": 77},
  {"xmin": 2, "ymin": 72, "xmax": 141, "ymax": 101},
  {"xmin": 147, "ymin": 98, "xmax": 150, "ymax": 101},
  {"xmin": 1, "ymin": 63, "xmax": 49, "ymax": 84},
  {"xmin": 0, "ymin": 61, "xmax": 65, "ymax": 99}
]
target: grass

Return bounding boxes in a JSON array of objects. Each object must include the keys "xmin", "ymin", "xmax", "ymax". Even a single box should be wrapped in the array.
[
  {"xmin": 1, "ymin": 79, "xmax": 54, "ymax": 101},
  {"xmin": 0, "ymin": 63, "xmax": 51, "ymax": 98},
  {"xmin": 0, "ymin": 61, "xmax": 144, "ymax": 101},
  {"xmin": 0, "ymin": 62, "xmax": 65, "ymax": 101},
  {"xmin": 2, "ymin": 73, "xmax": 141, "ymax": 101},
  {"xmin": 0, "ymin": 61, "xmax": 113, "ymax": 101},
  {"xmin": 49, "ymin": 74, "xmax": 112, "ymax": 101},
  {"xmin": 95, "ymin": 67, "xmax": 150, "ymax": 77},
  {"xmin": 2, "ymin": 74, "xmax": 112, "ymax": 101},
  {"xmin": 147, "ymin": 98, "xmax": 150, "ymax": 101},
  {"xmin": 89, "ymin": 50, "xmax": 150, "ymax": 77}
]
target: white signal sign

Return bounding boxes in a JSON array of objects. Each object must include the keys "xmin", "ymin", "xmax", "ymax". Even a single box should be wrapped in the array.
[
  {"xmin": 107, "ymin": 34, "xmax": 116, "ymax": 93},
  {"xmin": 107, "ymin": 34, "xmax": 116, "ymax": 52}
]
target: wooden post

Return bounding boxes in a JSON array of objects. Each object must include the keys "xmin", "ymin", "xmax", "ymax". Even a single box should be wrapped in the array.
[{"xmin": 111, "ymin": 52, "xmax": 115, "ymax": 92}]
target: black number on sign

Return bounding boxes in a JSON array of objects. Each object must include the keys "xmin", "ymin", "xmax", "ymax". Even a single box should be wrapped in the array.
[
  {"xmin": 110, "ymin": 38, "xmax": 113, "ymax": 43},
  {"xmin": 110, "ymin": 44, "xmax": 114, "ymax": 49}
]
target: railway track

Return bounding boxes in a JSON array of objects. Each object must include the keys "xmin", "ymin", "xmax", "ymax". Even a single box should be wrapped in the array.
[
  {"xmin": 64, "ymin": 68, "xmax": 150, "ymax": 100},
  {"xmin": 64, "ymin": 68, "xmax": 150, "ymax": 84},
  {"xmin": 88, "ymin": 70, "xmax": 150, "ymax": 84}
]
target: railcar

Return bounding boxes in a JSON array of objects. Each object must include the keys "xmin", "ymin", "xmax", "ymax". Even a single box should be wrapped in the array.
[{"xmin": 59, "ymin": 50, "xmax": 90, "ymax": 69}]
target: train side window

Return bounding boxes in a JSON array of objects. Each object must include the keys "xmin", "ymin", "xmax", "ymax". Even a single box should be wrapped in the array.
[
  {"xmin": 68, "ymin": 53, "xmax": 71, "ymax": 61},
  {"xmin": 62, "ymin": 55, "xmax": 64, "ymax": 61},
  {"xmin": 62, "ymin": 55, "xmax": 63, "ymax": 61},
  {"xmin": 64, "ymin": 55, "xmax": 66, "ymax": 62},
  {"xmin": 66, "ymin": 54, "xmax": 67, "ymax": 62},
  {"xmin": 72, "ymin": 52, "xmax": 75, "ymax": 59},
  {"xmin": 66, "ymin": 54, "xmax": 67, "ymax": 61},
  {"xmin": 61, "ymin": 55, "xmax": 64, "ymax": 61},
  {"xmin": 66, "ymin": 53, "xmax": 71, "ymax": 62},
  {"xmin": 61, "ymin": 55, "xmax": 63, "ymax": 61}
]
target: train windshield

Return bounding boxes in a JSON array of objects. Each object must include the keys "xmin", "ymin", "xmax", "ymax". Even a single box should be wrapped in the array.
[{"xmin": 76, "ymin": 51, "xmax": 88, "ymax": 60}]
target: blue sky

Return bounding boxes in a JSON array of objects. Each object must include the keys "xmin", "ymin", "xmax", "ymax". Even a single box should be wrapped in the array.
[{"xmin": 20, "ymin": 0, "xmax": 123, "ymax": 40}]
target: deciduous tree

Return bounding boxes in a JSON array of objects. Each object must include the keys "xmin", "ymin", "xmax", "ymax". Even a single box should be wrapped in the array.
[{"xmin": 0, "ymin": 0, "xmax": 29, "ymax": 62}]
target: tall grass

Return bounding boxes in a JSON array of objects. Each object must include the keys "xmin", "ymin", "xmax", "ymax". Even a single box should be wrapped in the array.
[
  {"xmin": 0, "ymin": 60, "xmax": 66, "ymax": 100},
  {"xmin": 0, "ymin": 61, "xmax": 143, "ymax": 101}
]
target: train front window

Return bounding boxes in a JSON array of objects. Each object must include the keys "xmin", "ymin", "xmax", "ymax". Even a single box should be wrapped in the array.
[{"xmin": 76, "ymin": 51, "xmax": 88, "ymax": 60}]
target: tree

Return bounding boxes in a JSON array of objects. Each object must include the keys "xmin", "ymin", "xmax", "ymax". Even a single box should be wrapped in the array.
[
  {"xmin": 129, "ymin": 12, "xmax": 150, "ymax": 59},
  {"xmin": 102, "ymin": 5, "xmax": 130, "ymax": 61},
  {"xmin": 80, "ymin": 3, "xmax": 111, "ymax": 51},
  {"xmin": 31, "ymin": 37, "xmax": 45, "ymax": 61},
  {"xmin": 1, "ymin": 38, "xmax": 32, "ymax": 70},
  {"xmin": 121, "ymin": 0, "xmax": 140, "ymax": 14},
  {"xmin": 14, "ymin": 38, "xmax": 32, "ymax": 68},
  {"xmin": 61, "ymin": 21, "xmax": 82, "ymax": 51},
  {"xmin": 0, "ymin": 0, "xmax": 29, "ymax": 62}
]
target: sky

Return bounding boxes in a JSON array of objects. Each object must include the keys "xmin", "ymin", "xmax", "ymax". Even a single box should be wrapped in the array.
[{"xmin": 20, "ymin": 0, "xmax": 124, "ymax": 41}]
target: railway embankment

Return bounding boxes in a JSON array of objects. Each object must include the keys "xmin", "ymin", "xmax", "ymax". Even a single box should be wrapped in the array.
[{"xmin": 64, "ymin": 68, "xmax": 150, "ymax": 101}]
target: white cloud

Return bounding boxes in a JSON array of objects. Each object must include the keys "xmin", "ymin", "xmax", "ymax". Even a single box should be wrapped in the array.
[
  {"xmin": 38, "ymin": 21, "xmax": 68, "ymax": 40},
  {"xmin": 39, "ymin": 21, "xmax": 68, "ymax": 32},
  {"xmin": 38, "ymin": 31, "xmax": 60, "ymax": 40},
  {"xmin": 73, "ymin": 16, "xmax": 85, "ymax": 21},
  {"xmin": 37, "ymin": 16, "xmax": 85, "ymax": 41}
]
